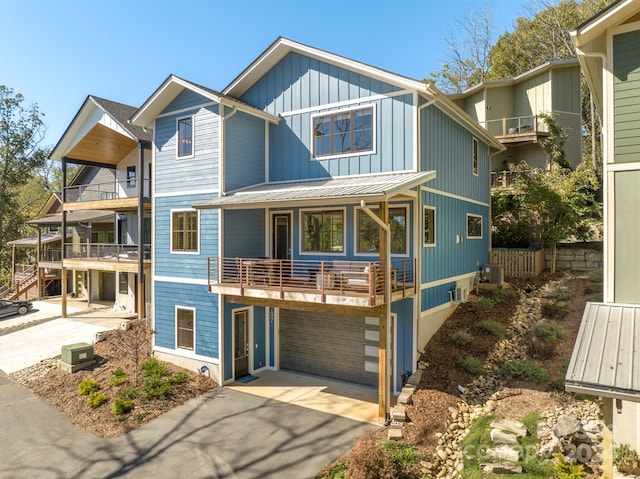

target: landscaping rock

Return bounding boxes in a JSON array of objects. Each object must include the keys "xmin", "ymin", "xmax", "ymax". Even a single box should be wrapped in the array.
[
  {"xmin": 490, "ymin": 428, "xmax": 519, "ymax": 445},
  {"xmin": 553, "ymin": 414, "xmax": 580, "ymax": 437},
  {"xmin": 490, "ymin": 418, "xmax": 527, "ymax": 437},
  {"xmin": 481, "ymin": 462, "xmax": 523, "ymax": 474},
  {"xmin": 487, "ymin": 445, "xmax": 520, "ymax": 462}
]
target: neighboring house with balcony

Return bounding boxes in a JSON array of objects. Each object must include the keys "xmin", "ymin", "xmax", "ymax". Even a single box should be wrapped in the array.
[
  {"xmin": 449, "ymin": 60, "xmax": 582, "ymax": 189},
  {"xmin": 130, "ymin": 37, "xmax": 504, "ymax": 420},
  {"xmin": 565, "ymin": 0, "xmax": 640, "ymax": 457},
  {"xmin": 46, "ymin": 96, "xmax": 152, "ymax": 316}
]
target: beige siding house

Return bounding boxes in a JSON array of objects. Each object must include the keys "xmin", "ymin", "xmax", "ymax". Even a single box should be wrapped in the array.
[{"xmin": 449, "ymin": 60, "xmax": 582, "ymax": 189}]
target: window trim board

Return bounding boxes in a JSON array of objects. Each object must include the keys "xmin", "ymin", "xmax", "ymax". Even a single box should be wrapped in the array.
[
  {"xmin": 299, "ymin": 206, "xmax": 347, "ymax": 256},
  {"xmin": 353, "ymin": 204, "xmax": 410, "ymax": 257},
  {"xmin": 310, "ymin": 104, "xmax": 376, "ymax": 160},
  {"xmin": 175, "ymin": 305, "xmax": 196, "ymax": 352},
  {"xmin": 170, "ymin": 208, "xmax": 200, "ymax": 254}
]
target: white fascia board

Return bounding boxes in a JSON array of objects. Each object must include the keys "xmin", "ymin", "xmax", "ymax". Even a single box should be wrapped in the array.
[
  {"xmin": 224, "ymin": 37, "xmax": 429, "ymax": 98},
  {"xmin": 572, "ymin": 0, "xmax": 638, "ymax": 46}
]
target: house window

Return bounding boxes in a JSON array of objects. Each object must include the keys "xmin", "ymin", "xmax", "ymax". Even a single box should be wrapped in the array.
[
  {"xmin": 357, "ymin": 207, "xmax": 407, "ymax": 255},
  {"xmin": 119, "ymin": 218, "xmax": 128, "ymax": 245},
  {"xmin": 472, "ymin": 138, "xmax": 479, "ymax": 176},
  {"xmin": 127, "ymin": 166, "xmax": 136, "ymax": 187},
  {"xmin": 467, "ymin": 214, "xmax": 482, "ymax": 239},
  {"xmin": 302, "ymin": 210, "xmax": 344, "ymax": 253},
  {"xmin": 119, "ymin": 272, "xmax": 128, "ymax": 294},
  {"xmin": 423, "ymin": 206, "xmax": 436, "ymax": 246},
  {"xmin": 177, "ymin": 117, "xmax": 193, "ymax": 157},
  {"xmin": 313, "ymin": 106, "xmax": 373, "ymax": 157},
  {"xmin": 176, "ymin": 307, "xmax": 194, "ymax": 350},
  {"xmin": 172, "ymin": 210, "xmax": 198, "ymax": 252}
]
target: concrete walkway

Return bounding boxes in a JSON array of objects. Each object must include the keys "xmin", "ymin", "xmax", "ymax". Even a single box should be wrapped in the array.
[{"xmin": 0, "ymin": 370, "xmax": 376, "ymax": 478}]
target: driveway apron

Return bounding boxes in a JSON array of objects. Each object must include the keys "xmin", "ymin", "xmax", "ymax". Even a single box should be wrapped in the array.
[{"xmin": 0, "ymin": 371, "xmax": 376, "ymax": 478}]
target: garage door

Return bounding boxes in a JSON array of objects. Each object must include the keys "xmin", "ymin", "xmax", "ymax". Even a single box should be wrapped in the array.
[{"xmin": 279, "ymin": 310, "xmax": 378, "ymax": 387}]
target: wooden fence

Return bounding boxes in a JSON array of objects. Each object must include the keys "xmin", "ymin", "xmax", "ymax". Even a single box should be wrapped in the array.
[{"xmin": 490, "ymin": 248, "xmax": 545, "ymax": 279}]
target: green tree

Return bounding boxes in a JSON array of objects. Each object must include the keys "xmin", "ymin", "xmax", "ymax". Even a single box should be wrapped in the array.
[
  {"xmin": 0, "ymin": 86, "xmax": 47, "ymax": 279},
  {"xmin": 512, "ymin": 160, "xmax": 600, "ymax": 272}
]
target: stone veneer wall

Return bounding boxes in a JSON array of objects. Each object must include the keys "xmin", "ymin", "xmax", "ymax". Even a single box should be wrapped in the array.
[{"xmin": 544, "ymin": 243, "xmax": 602, "ymax": 272}]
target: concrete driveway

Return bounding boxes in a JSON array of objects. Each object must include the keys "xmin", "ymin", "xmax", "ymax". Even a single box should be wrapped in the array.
[{"xmin": 0, "ymin": 370, "xmax": 376, "ymax": 478}]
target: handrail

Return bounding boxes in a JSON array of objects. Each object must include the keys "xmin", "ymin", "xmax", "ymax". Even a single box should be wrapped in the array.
[
  {"xmin": 63, "ymin": 243, "xmax": 151, "ymax": 261},
  {"xmin": 207, "ymin": 257, "xmax": 417, "ymax": 306},
  {"xmin": 481, "ymin": 115, "xmax": 547, "ymax": 137},
  {"xmin": 0, "ymin": 265, "xmax": 37, "ymax": 300},
  {"xmin": 64, "ymin": 178, "xmax": 151, "ymax": 203}
]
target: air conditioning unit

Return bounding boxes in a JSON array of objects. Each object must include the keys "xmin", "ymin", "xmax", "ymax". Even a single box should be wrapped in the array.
[
  {"xmin": 452, "ymin": 287, "xmax": 468, "ymax": 303},
  {"xmin": 483, "ymin": 264, "xmax": 504, "ymax": 285}
]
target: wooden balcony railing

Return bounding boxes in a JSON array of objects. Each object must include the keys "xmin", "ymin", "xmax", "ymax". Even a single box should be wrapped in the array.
[
  {"xmin": 207, "ymin": 257, "xmax": 416, "ymax": 308},
  {"xmin": 64, "ymin": 243, "xmax": 151, "ymax": 262}
]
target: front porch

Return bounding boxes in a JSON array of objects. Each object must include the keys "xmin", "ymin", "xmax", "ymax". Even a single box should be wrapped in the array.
[{"xmin": 208, "ymin": 257, "xmax": 416, "ymax": 309}]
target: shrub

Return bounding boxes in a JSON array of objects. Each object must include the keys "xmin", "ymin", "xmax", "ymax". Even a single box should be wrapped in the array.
[
  {"xmin": 319, "ymin": 461, "xmax": 349, "ymax": 479},
  {"xmin": 78, "ymin": 378, "xmax": 100, "ymax": 396},
  {"xmin": 118, "ymin": 386, "xmax": 139, "ymax": 400},
  {"xmin": 533, "ymin": 321, "xmax": 567, "ymax": 343},
  {"xmin": 614, "ymin": 444, "xmax": 639, "ymax": 473},
  {"xmin": 141, "ymin": 357, "xmax": 168, "ymax": 378},
  {"xmin": 491, "ymin": 287, "xmax": 514, "ymax": 303},
  {"xmin": 143, "ymin": 376, "xmax": 172, "ymax": 399},
  {"xmin": 473, "ymin": 319, "xmax": 506, "ymax": 338},
  {"xmin": 380, "ymin": 440, "xmax": 419, "ymax": 468},
  {"xmin": 549, "ymin": 378, "xmax": 566, "ymax": 393},
  {"xmin": 554, "ymin": 452, "xmax": 587, "ymax": 478},
  {"xmin": 346, "ymin": 433, "xmax": 397, "ymax": 479},
  {"xmin": 499, "ymin": 360, "xmax": 550, "ymax": 384},
  {"xmin": 112, "ymin": 397, "xmax": 134, "ymax": 415},
  {"xmin": 541, "ymin": 301, "xmax": 569, "ymax": 320},
  {"xmin": 108, "ymin": 368, "xmax": 128, "ymax": 387},
  {"xmin": 469, "ymin": 297, "xmax": 495, "ymax": 312},
  {"xmin": 168, "ymin": 371, "xmax": 190, "ymax": 385},
  {"xmin": 458, "ymin": 356, "xmax": 486, "ymax": 375},
  {"xmin": 450, "ymin": 329, "xmax": 473, "ymax": 346},
  {"xmin": 87, "ymin": 391, "xmax": 108, "ymax": 408},
  {"xmin": 588, "ymin": 268, "xmax": 603, "ymax": 283},
  {"xmin": 548, "ymin": 287, "xmax": 572, "ymax": 301}
]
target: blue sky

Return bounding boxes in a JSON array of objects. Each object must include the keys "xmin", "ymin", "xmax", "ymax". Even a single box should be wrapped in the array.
[{"xmin": 2, "ymin": 0, "xmax": 530, "ymax": 149}]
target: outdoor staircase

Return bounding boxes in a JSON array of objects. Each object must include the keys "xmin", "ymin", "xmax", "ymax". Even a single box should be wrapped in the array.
[{"xmin": 0, "ymin": 265, "xmax": 38, "ymax": 300}]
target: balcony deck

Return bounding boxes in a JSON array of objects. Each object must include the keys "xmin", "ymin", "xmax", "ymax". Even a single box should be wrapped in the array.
[
  {"xmin": 63, "ymin": 178, "xmax": 151, "ymax": 212},
  {"xmin": 208, "ymin": 257, "xmax": 416, "ymax": 310},
  {"xmin": 63, "ymin": 244, "xmax": 151, "ymax": 272}
]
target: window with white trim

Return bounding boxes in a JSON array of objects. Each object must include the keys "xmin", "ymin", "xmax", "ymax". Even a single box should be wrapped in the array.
[
  {"xmin": 119, "ymin": 272, "xmax": 128, "ymax": 294},
  {"xmin": 176, "ymin": 307, "xmax": 194, "ymax": 350},
  {"xmin": 172, "ymin": 210, "xmax": 198, "ymax": 252},
  {"xmin": 313, "ymin": 106, "xmax": 373, "ymax": 157},
  {"xmin": 302, "ymin": 209, "xmax": 344, "ymax": 253},
  {"xmin": 177, "ymin": 117, "xmax": 193, "ymax": 157},
  {"xmin": 472, "ymin": 138, "xmax": 479, "ymax": 176},
  {"xmin": 423, "ymin": 206, "xmax": 435, "ymax": 246},
  {"xmin": 467, "ymin": 214, "xmax": 482, "ymax": 239},
  {"xmin": 357, "ymin": 206, "xmax": 407, "ymax": 255}
]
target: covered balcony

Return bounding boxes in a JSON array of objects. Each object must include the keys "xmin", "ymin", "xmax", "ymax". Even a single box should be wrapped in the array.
[
  {"xmin": 64, "ymin": 178, "xmax": 151, "ymax": 212},
  {"xmin": 208, "ymin": 257, "xmax": 416, "ymax": 310},
  {"xmin": 63, "ymin": 243, "xmax": 151, "ymax": 272}
]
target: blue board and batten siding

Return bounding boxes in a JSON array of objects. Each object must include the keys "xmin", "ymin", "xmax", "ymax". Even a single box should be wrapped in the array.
[
  {"xmin": 241, "ymin": 52, "xmax": 415, "ymax": 181},
  {"xmin": 420, "ymin": 104, "xmax": 490, "ymax": 312},
  {"xmin": 225, "ymin": 110, "xmax": 266, "ymax": 191}
]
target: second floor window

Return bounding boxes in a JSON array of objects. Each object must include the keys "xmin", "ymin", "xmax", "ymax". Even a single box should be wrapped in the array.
[
  {"xmin": 302, "ymin": 210, "xmax": 344, "ymax": 253},
  {"xmin": 177, "ymin": 117, "xmax": 193, "ymax": 157},
  {"xmin": 127, "ymin": 166, "xmax": 136, "ymax": 187},
  {"xmin": 467, "ymin": 214, "xmax": 482, "ymax": 239},
  {"xmin": 313, "ymin": 106, "xmax": 373, "ymax": 157},
  {"xmin": 472, "ymin": 138, "xmax": 479, "ymax": 176},
  {"xmin": 172, "ymin": 210, "xmax": 198, "ymax": 252}
]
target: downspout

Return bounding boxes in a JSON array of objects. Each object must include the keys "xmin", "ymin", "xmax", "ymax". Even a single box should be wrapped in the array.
[
  {"xmin": 575, "ymin": 46, "xmax": 609, "ymax": 300},
  {"xmin": 360, "ymin": 199, "xmax": 391, "ymax": 422}
]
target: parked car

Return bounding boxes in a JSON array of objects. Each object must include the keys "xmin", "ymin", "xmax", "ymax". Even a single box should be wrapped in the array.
[{"xmin": 0, "ymin": 299, "xmax": 33, "ymax": 317}]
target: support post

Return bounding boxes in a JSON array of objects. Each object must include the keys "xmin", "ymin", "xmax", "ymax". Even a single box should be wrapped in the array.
[
  {"xmin": 137, "ymin": 141, "xmax": 147, "ymax": 319},
  {"xmin": 61, "ymin": 157, "xmax": 68, "ymax": 318},
  {"xmin": 37, "ymin": 228, "xmax": 41, "ymax": 300},
  {"xmin": 378, "ymin": 201, "xmax": 390, "ymax": 422}
]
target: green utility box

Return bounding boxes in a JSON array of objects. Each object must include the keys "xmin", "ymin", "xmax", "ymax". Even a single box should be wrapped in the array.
[{"xmin": 60, "ymin": 342, "xmax": 95, "ymax": 373}]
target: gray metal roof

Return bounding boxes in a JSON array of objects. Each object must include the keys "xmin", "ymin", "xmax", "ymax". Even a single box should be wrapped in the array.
[
  {"xmin": 27, "ymin": 210, "xmax": 113, "ymax": 226},
  {"xmin": 565, "ymin": 302, "xmax": 640, "ymax": 400},
  {"xmin": 193, "ymin": 171, "xmax": 436, "ymax": 209},
  {"xmin": 8, "ymin": 233, "xmax": 67, "ymax": 247}
]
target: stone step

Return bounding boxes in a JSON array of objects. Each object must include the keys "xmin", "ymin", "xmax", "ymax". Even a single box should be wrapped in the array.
[
  {"xmin": 387, "ymin": 427, "xmax": 403, "ymax": 441},
  {"xmin": 391, "ymin": 404, "xmax": 406, "ymax": 422},
  {"xmin": 397, "ymin": 391, "xmax": 411, "ymax": 405}
]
